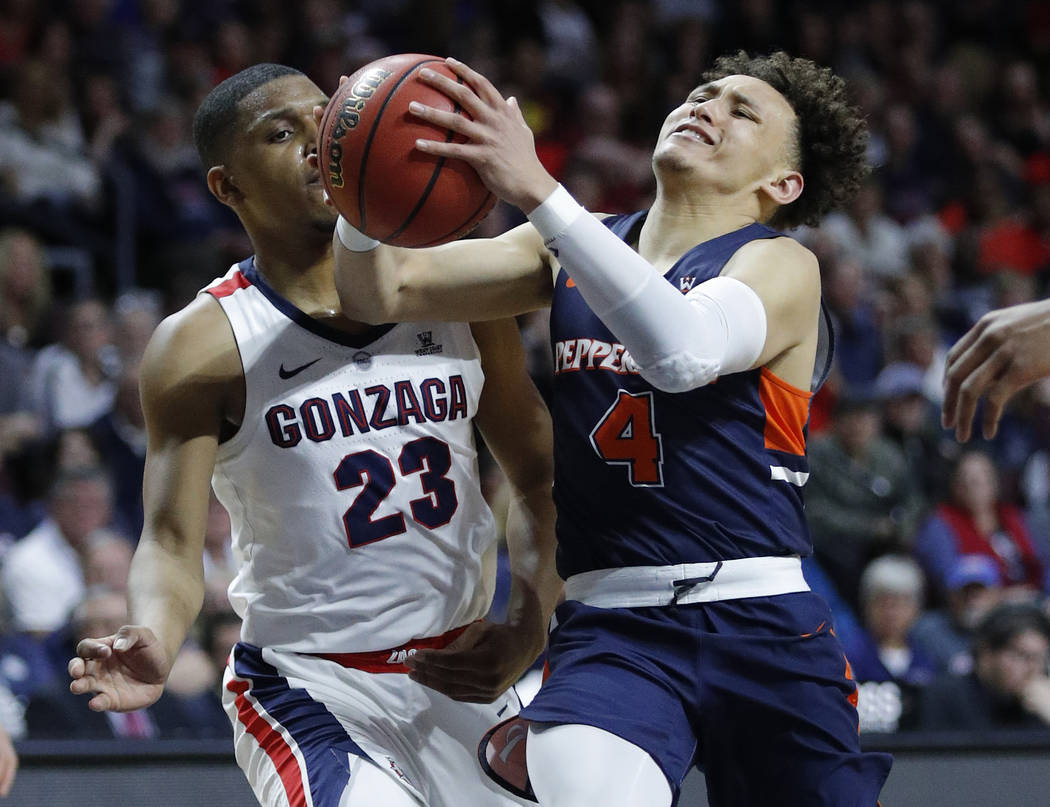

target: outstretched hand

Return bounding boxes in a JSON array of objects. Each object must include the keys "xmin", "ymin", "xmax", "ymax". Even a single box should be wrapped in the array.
[
  {"xmin": 406, "ymin": 620, "xmax": 543, "ymax": 703},
  {"xmin": 942, "ymin": 299, "xmax": 1050, "ymax": 441},
  {"xmin": 410, "ymin": 57, "xmax": 558, "ymax": 212},
  {"xmin": 68, "ymin": 625, "xmax": 170, "ymax": 712}
]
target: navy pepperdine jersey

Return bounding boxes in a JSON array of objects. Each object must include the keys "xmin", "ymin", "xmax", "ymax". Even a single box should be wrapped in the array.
[{"xmin": 549, "ymin": 212, "xmax": 834, "ymax": 578}]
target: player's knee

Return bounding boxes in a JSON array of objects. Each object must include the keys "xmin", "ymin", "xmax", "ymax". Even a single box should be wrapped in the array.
[{"xmin": 526, "ymin": 723, "xmax": 672, "ymax": 807}]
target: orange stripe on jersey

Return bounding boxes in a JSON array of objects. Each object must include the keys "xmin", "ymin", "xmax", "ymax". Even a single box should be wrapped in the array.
[
  {"xmin": 844, "ymin": 653, "xmax": 859, "ymax": 710},
  {"xmin": 759, "ymin": 367, "xmax": 812, "ymax": 456}
]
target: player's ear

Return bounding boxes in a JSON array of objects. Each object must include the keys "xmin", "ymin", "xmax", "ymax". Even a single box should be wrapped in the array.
[
  {"xmin": 207, "ymin": 165, "xmax": 242, "ymax": 207},
  {"xmin": 762, "ymin": 169, "xmax": 803, "ymax": 208}
]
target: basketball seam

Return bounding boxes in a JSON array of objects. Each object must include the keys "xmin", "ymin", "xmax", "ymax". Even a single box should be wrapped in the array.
[
  {"xmin": 357, "ymin": 57, "xmax": 443, "ymax": 233},
  {"xmin": 382, "ymin": 76, "xmax": 466, "ymax": 243},
  {"xmin": 410, "ymin": 191, "xmax": 495, "ymax": 248}
]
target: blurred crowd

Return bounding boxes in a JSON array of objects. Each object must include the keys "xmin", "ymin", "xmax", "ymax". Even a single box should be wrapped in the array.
[{"xmin": 2, "ymin": 0, "xmax": 1050, "ymax": 742}]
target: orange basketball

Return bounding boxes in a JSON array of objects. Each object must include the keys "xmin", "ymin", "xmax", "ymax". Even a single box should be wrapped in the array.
[{"xmin": 318, "ymin": 53, "xmax": 496, "ymax": 248}]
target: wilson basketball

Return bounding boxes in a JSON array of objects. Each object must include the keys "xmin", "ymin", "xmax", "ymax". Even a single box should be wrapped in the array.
[{"xmin": 318, "ymin": 53, "xmax": 496, "ymax": 248}]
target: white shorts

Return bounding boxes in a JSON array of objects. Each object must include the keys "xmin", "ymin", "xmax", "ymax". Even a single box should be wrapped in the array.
[{"xmin": 222, "ymin": 642, "xmax": 531, "ymax": 807}]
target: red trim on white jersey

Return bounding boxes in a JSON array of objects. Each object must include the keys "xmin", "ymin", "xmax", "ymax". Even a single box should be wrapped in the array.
[{"xmin": 209, "ymin": 271, "xmax": 252, "ymax": 299}]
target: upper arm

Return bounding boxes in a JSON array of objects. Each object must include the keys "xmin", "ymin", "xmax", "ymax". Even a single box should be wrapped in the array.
[
  {"xmin": 138, "ymin": 297, "xmax": 240, "ymax": 560},
  {"xmin": 337, "ymin": 221, "xmax": 556, "ymax": 324},
  {"xmin": 720, "ymin": 237, "xmax": 821, "ymax": 370},
  {"xmin": 470, "ymin": 319, "xmax": 553, "ymax": 494}
]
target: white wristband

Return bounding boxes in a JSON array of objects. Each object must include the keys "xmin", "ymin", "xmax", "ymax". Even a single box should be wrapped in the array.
[
  {"xmin": 527, "ymin": 184, "xmax": 585, "ymax": 242},
  {"xmin": 336, "ymin": 216, "xmax": 380, "ymax": 252}
]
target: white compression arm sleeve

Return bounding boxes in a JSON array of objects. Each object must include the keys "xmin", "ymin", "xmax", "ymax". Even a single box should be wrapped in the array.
[{"xmin": 528, "ymin": 185, "xmax": 767, "ymax": 393}]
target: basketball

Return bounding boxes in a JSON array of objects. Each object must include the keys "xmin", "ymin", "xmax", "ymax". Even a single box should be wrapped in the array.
[{"xmin": 318, "ymin": 53, "xmax": 496, "ymax": 248}]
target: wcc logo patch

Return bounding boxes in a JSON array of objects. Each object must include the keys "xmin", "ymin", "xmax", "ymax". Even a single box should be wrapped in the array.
[{"xmin": 415, "ymin": 331, "xmax": 443, "ymax": 356}]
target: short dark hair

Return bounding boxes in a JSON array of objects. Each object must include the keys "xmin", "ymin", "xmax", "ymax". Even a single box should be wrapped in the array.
[
  {"xmin": 703, "ymin": 51, "xmax": 869, "ymax": 230},
  {"xmin": 192, "ymin": 63, "xmax": 304, "ymax": 170},
  {"xmin": 975, "ymin": 602, "xmax": 1050, "ymax": 655}
]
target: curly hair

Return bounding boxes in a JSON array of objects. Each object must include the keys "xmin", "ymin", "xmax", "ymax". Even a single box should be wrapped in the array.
[{"xmin": 703, "ymin": 51, "xmax": 869, "ymax": 229}]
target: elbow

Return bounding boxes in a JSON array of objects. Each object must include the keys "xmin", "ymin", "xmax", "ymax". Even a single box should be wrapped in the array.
[
  {"xmin": 338, "ymin": 293, "xmax": 394, "ymax": 326},
  {"xmin": 636, "ymin": 353, "xmax": 720, "ymax": 394},
  {"xmin": 335, "ymin": 277, "xmax": 401, "ymax": 325}
]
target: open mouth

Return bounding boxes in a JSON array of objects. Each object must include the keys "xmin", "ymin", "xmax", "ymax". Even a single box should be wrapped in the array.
[{"xmin": 671, "ymin": 122, "xmax": 716, "ymax": 145}]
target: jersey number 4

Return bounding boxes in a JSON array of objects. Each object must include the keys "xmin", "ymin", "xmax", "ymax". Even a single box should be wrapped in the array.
[
  {"xmin": 590, "ymin": 390, "xmax": 664, "ymax": 486},
  {"xmin": 334, "ymin": 436, "xmax": 458, "ymax": 547}
]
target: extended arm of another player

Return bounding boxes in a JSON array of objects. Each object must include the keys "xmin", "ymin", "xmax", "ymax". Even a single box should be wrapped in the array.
[
  {"xmin": 942, "ymin": 298, "xmax": 1050, "ymax": 441},
  {"xmin": 333, "ymin": 221, "xmax": 555, "ymax": 324}
]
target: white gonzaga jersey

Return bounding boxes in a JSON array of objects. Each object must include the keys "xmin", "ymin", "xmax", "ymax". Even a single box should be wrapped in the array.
[{"xmin": 204, "ymin": 259, "xmax": 498, "ymax": 653}]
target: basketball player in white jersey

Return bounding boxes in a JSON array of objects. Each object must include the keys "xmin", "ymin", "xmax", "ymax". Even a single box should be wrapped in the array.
[{"xmin": 67, "ymin": 64, "xmax": 561, "ymax": 807}]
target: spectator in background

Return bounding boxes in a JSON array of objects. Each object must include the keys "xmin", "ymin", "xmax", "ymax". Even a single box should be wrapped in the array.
[
  {"xmin": 567, "ymin": 83, "xmax": 654, "ymax": 212},
  {"xmin": 887, "ymin": 314, "xmax": 948, "ymax": 406},
  {"xmin": 201, "ymin": 494, "xmax": 235, "ymax": 614},
  {"xmin": 823, "ymin": 256, "xmax": 883, "ymax": 388},
  {"xmin": 808, "ymin": 389, "xmax": 923, "ymax": 609},
  {"xmin": 88, "ymin": 361, "xmax": 146, "ymax": 537},
  {"xmin": 0, "ymin": 466, "xmax": 115, "ymax": 635},
  {"xmin": 25, "ymin": 298, "xmax": 117, "ymax": 433},
  {"xmin": 912, "ymin": 554, "xmax": 1005, "ymax": 676},
  {"xmin": 919, "ymin": 602, "xmax": 1050, "ymax": 731},
  {"xmin": 112, "ymin": 289, "xmax": 162, "ymax": 358},
  {"xmin": 820, "ymin": 178, "xmax": 910, "ymax": 281},
  {"xmin": 845, "ymin": 555, "xmax": 935, "ymax": 733},
  {"xmin": 0, "ymin": 227, "xmax": 51, "ymax": 355},
  {"xmin": 0, "ymin": 59, "xmax": 102, "ymax": 214},
  {"xmin": 0, "ymin": 229, "xmax": 50, "ymax": 464},
  {"xmin": 83, "ymin": 528, "xmax": 133, "ymax": 593},
  {"xmin": 876, "ymin": 360, "xmax": 956, "ymax": 499},
  {"xmin": 915, "ymin": 450, "xmax": 1050, "ymax": 599}
]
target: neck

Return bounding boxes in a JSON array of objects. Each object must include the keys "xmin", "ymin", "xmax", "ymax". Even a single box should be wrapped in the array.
[
  {"xmin": 638, "ymin": 184, "xmax": 763, "ymax": 272},
  {"xmin": 250, "ymin": 228, "xmax": 373, "ymax": 334},
  {"xmin": 250, "ymin": 224, "xmax": 335, "ymax": 303}
]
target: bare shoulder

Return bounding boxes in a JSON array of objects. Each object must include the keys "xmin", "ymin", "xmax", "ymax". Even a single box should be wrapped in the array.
[
  {"xmin": 729, "ymin": 235, "xmax": 819, "ymax": 275},
  {"xmin": 140, "ymin": 295, "xmax": 241, "ymax": 417},
  {"xmin": 723, "ymin": 236, "xmax": 820, "ymax": 302}
]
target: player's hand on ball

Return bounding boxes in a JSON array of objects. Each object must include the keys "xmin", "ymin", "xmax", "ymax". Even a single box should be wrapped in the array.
[
  {"xmin": 406, "ymin": 620, "xmax": 539, "ymax": 703},
  {"xmin": 68, "ymin": 625, "xmax": 169, "ymax": 712},
  {"xmin": 412, "ymin": 58, "xmax": 558, "ymax": 212}
]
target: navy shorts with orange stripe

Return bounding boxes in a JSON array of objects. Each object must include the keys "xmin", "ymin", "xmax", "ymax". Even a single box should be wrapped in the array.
[{"xmin": 521, "ymin": 591, "xmax": 892, "ymax": 807}]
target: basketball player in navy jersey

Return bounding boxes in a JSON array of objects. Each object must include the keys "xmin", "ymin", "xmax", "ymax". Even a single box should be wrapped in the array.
[
  {"xmin": 331, "ymin": 52, "xmax": 892, "ymax": 806},
  {"xmin": 68, "ymin": 64, "xmax": 561, "ymax": 807}
]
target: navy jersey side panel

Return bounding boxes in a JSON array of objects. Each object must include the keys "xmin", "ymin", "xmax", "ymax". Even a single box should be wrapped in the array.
[{"xmin": 549, "ymin": 213, "xmax": 821, "ymax": 577}]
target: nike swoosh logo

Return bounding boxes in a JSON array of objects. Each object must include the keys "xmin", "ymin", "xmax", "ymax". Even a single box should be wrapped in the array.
[{"xmin": 278, "ymin": 357, "xmax": 321, "ymax": 379}]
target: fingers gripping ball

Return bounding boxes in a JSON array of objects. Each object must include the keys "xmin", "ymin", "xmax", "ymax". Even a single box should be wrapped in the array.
[{"xmin": 319, "ymin": 53, "xmax": 496, "ymax": 248}]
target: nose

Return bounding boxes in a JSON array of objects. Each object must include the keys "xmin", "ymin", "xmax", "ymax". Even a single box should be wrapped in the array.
[{"xmin": 691, "ymin": 99, "xmax": 717, "ymax": 125}]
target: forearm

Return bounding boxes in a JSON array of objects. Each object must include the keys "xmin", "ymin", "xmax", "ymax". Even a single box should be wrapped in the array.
[
  {"xmin": 502, "ymin": 482, "xmax": 562, "ymax": 658},
  {"xmin": 126, "ymin": 535, "xmax": 206, "ymax": 670},
  {"xmin": 333, "ymin": 220, "xmax": 553, "ymax": 323}
]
